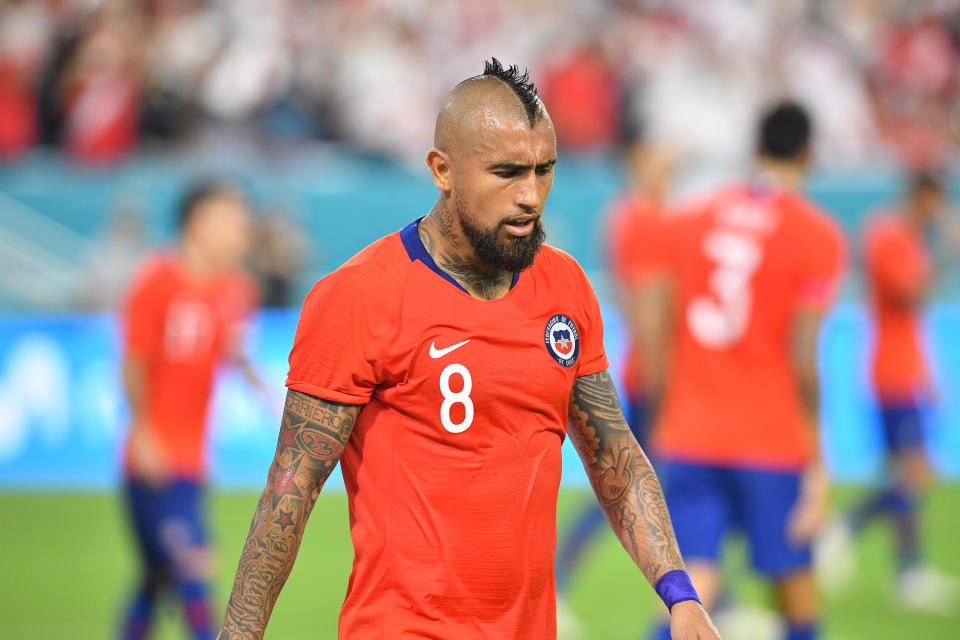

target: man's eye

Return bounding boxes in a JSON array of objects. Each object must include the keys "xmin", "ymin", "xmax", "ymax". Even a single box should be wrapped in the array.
[
  {"xmin": 536, "ymin": 165, "xmax": 554, "ymax": 176},
  {"xmin": 495, "ymin": 170, "xmax": 519, "ymax": 178}
]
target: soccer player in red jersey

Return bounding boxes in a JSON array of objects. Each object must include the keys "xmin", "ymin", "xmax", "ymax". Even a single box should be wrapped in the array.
[
  {"xmin": 607, "ymin": 130, "xmax": 674, "ymax": 445},
  {"xmin": 555, "ymin": 127, "xmax": 675, "ymax": 607},
  {"xmin": 823, "ymin": 173, "xmax": 959, "ymax": 611},
  {"xmin": 648, "ymin": 104, "xmax": 845, "ymax": 640},
  {"xmin": 119, "ymin": 182, "xmax": 260, "ymax": 640},
  {"xmin": 217, "ymin": 60, "xmax": 721, "ymax": 640}
]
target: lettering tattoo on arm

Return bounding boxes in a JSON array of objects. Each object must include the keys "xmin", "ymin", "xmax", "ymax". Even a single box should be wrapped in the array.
[
  {"xmin": 567, "ymin": 371, "xmax": 685, "ymax": 584},
  {"xmin": 218, "ymin": 390, "xmax": 360, "ymax": 640}
]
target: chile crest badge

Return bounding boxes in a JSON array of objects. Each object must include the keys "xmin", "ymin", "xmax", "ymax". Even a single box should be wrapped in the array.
[{"xmin": 544, "ymin": 314, "xmax": 579, "ymax": 367}]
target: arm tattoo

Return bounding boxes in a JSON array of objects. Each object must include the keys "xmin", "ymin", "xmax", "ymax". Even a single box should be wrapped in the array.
[
  {"xmin": 218, "ymin": 390, "xmax": 360, "ymax": 640},
  {"xmin": 567, "ymin": 371, "xmax": 685, "ymax": 584}
]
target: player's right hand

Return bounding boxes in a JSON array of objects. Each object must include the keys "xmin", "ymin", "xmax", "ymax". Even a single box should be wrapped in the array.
[
  {"xmin": 128, "ymin": 420, "xmax": 171, "ymax": 488},
  {"xmin": 669, "ymin": 600, "xmax": 723, "ymax": 639}
]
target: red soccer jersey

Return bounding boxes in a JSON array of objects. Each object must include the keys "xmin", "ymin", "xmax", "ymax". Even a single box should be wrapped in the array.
[
  {"xmin": 864, "ymin": 213, "xmax": 932, "ymax": 402},
  {"xmin": 653, "ymin": 183, "xmax": 845, "ymax": 470},
  {"xmin": 286, "ymin": 220, "xmax": 608, "ymax": 639},
  {"xmin": 123, "ymin": 254, "xmax": 256, "ymax": 478},
  {"xmin": 607, "ymin": 193, "xmax": 667, "ymax": 397}
]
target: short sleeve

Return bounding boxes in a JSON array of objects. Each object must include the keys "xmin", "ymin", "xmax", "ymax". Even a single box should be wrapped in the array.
[
  {"xmin": 575, "ymin": 264, "xmax": 609, "ymax": 378},
  {"xmin": 796, "ymin": 213, "xmax": 846, "ymax": 311},
  {"xmin": 285, "ymin": 269, "xmax": 387, "ymax": 405},
  {"xmin": 123, "ymin": 262, "xmax": 165, "ymax": 359}
]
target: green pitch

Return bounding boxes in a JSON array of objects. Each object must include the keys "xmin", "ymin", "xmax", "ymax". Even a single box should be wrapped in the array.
[{"xmin": 1, "ymin": 487, "xmax": 958, "ymax": 639}]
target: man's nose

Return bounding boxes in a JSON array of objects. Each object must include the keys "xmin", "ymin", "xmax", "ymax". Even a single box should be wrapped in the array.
[{"xmin": 515, "ymin": 173, "xmax": 540, "ymax": 211}]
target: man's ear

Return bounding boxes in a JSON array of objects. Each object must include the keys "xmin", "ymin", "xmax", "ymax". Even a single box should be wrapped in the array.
[{"xmin": 426, "ymin": 148, "xmax": 453, "ymax": 191}]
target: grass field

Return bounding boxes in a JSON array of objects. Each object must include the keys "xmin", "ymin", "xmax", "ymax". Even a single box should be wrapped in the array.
[{"xmin": 2, "ymin": 487, "xmax": 959, "ymax": 639}]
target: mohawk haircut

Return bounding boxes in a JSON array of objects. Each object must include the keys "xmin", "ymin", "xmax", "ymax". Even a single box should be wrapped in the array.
[{"xmin": 482, "ymin": 58, "xmax": 541, "ymax": 126}]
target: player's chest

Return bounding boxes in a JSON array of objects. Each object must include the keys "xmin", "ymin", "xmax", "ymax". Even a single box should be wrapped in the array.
[
  {"xmin": 378, "ymin": 305, "xmax": 586, "ymax": 433},
  {"xmin": 158, "ymin": 289, "xmax": 231, "ymax": 361}
]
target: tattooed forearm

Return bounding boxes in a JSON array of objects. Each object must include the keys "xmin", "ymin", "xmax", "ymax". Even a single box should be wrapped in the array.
[
  {"xmin": 567, "ymin": 371, "xmax": 684, "ymax": 584},
  {"xmin": 217, "ymin": 390, "xmax": 360, "ymax": 640}
]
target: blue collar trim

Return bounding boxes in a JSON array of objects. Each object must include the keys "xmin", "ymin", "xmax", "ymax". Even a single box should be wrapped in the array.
[{"xmin": 399, "ymin": 217, "xmax": 520, "ymax": 294}]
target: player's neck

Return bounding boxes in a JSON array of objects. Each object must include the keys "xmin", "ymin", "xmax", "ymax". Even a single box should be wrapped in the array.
[
  {"xmin": 904, "ymin": 204, "xmax": 929, "ymax": 233},
  {"xmin": 419, "ymin": 202, "xmax": 513, "ymax": 301},
  {"xmin": 179, "ymin": 241, "xmax": 220, "ymax": 281},
  {"xmin": 757, "ymin": 159, "xmax": 805, "ymax": 191}
]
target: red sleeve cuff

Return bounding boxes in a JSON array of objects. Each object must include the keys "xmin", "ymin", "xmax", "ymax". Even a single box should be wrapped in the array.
[
  {"xmin": 285, "ymin": 380, "xmax": 371, "ymax": 405},
  {"xmin": 577, "ymin": 354, "xmax": 609, "ymax": 378}
]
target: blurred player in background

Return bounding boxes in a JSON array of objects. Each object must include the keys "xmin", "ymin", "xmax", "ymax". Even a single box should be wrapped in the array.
[
  {"xmin": 217, "ymin": 59, "xmax": 720, "ymax": 640},
  {"xmin": 555, "ymin": 122, "xmax": 674, "ymax": 619},
  {"xmin": 649, "ymin": 103, "xmax": 845, "ymax": 640},
  {"xmin": 819, "ymin": 172, "xmax": 960, "ymax": 612},
  {"xmin": 119, "ymin": 181, "xmax": 262, "ymax": 640}
]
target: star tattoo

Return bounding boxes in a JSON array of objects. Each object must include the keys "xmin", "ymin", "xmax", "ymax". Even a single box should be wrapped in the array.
[{"xmin": 273, "ymin": 509, "xmax": 295, "ymax": 532}]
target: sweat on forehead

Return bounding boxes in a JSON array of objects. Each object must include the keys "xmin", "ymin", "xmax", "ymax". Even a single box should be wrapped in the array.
[{"xmin": 434, "ymin": 75, "xmax": 548, "ymax": 152}]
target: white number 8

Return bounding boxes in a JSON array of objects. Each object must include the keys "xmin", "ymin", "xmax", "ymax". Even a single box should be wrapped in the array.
[{"xmin": 439, "ymin": 363, "xmax": 474, "ymax": 433}]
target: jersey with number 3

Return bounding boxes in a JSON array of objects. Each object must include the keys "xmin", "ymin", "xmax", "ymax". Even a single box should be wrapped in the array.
[
  {"xmin": 286, "ymin": 219, "xmax": 607, "ymax": 639},
  {"xmin": 653, "ymin": 183, "xmax": 845, "ymax": 470}
]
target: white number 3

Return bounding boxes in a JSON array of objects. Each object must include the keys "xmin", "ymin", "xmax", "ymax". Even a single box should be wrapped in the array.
[
  {"xmin": 439, "ymin": 363, "xmax": 474, "ymax": 433},
  {"xmin": 687, "ymin": 228, "xmax": 763, "ymax": 349}
]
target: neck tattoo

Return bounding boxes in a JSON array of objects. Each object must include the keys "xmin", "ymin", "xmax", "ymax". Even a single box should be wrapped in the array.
[{"xmin": 418, "ymin": 210, "xmax": 512, "ymax": 301}]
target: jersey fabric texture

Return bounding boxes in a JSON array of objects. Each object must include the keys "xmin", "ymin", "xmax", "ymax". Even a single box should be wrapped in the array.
[
  {"xmin": 654, "ymin": 182, "xmax": 846, "ymax": 470},
  {"xmin": 122, "ymin": 254, "xmax": 256, "ymax": 479},
  {"xmin": 286, "ymin": 219, "xmax": 608, "ymax": 639},
  {"xmin": 608, "ymin": 193, "xmax": 667, "ymax": 400},
  {"xmin": 864, "ymin": 214, "xmax": 932, "ymax": 403}
]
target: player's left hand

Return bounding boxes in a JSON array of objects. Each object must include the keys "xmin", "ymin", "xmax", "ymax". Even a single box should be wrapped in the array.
[
  {"xmin": 786, "ymin": 463, "xmax": 829, "ymax": 545},
  {"xmin": 669, "ymin": 600, "xmax": 723, "ymax": 639}
]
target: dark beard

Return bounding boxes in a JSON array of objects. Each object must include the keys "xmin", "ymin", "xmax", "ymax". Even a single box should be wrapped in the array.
[{"xmin": 459, "ymin": 211, "xmax": 546, "ymax": 273}]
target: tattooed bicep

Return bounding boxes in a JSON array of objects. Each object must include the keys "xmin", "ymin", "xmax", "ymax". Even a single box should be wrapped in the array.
[
  {"xmin": 281, "ymin": 391, "xmax": 359, "ymax": 455},
  {"xmin": 271, "ymin": 390, "xmax": 361, "ymax": 492},
  {"xmin": 568, "ymin": 371, "xmax": 630, "ymax": 433}
]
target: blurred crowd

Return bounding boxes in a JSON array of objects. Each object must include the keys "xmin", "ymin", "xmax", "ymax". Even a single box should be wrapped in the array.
[{"xmin": 3, "ymin": 0, "xmax": 960, "ymax": 167}]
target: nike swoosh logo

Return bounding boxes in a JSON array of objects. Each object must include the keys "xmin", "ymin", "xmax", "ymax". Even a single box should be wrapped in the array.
[{"xmin": 429, "ymin": 339, "xmax": 470, "ymax": 359}]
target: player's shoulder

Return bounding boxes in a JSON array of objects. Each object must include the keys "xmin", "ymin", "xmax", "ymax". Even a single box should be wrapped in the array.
[
  {"xmin": 865, "ymin": 209, "xmax": 904, "ymax": 236},
  {"xmin": 218, "ymin": 267, "xmax": 259, "ymax": 305},
  {"xmin": 864, "ymin": 209, "xmax": 909, "ymax": 250},
  {"xmin": 128, "ymin": 252, "xmax": 178, "ymax": 294},
  {"xmin": 304, "ymin": 231, "xmax": 409, "ymax": 305},
  {"xmin": 536, "ymin": 244, "xmax": 585, "ymax": 272},
  {"xmin": 783, "ymin": 190, "xmax": 844, "ymax": 244},
  {"xmin": 532, "ymin": 244, "xmax": 594, "ymax": 289}
]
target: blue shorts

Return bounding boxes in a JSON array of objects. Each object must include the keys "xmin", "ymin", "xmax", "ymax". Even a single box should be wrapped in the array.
[
  {"xmin": 124, "ymin": 479, "xmax": 208, "ymax": 572},
  {"xmin": 659, "ymin": 461, "xmax": 810, "ymax": 577},
  {"xmin": 880, "ymin": 403, "xmax": 926, "ymax": 453}
]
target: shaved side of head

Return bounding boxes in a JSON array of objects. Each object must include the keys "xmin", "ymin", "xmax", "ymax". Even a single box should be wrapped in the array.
[{"xmin": 434, "ymin": 59, "xmax": 549, "ymax": 157}]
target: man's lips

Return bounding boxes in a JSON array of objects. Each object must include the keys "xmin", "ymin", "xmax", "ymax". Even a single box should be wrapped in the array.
[{"xmin": 503, "ymin": 216, "xmax": 538, "ymax": 236}]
